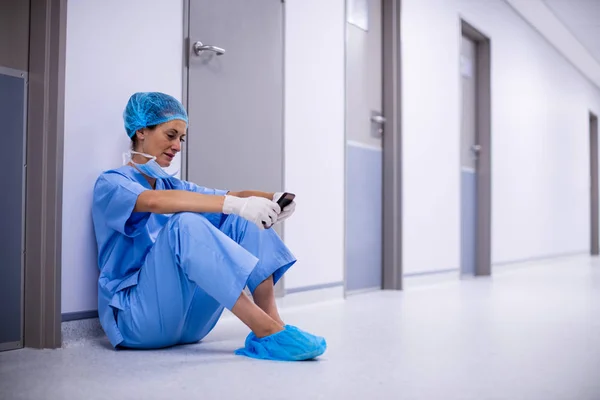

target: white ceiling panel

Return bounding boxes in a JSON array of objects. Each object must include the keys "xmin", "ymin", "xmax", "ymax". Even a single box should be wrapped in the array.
[{"xmin": 543, "ymin": 0, "xmax": 600, "ymax": 63}]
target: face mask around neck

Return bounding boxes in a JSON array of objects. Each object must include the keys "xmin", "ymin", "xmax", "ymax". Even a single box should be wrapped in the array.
[{"xmin": 123, "ymin": 151, "xmax": 178, "ymax": 179}]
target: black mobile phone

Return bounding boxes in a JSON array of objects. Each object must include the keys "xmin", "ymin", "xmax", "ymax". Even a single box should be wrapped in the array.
[
  {"xmin": 276, "ymin": 192, "xmax": 295, "ymax": 210},
  {"xmin": 262, "ymin": 193, "xmax": 296, "ymax": 228}
]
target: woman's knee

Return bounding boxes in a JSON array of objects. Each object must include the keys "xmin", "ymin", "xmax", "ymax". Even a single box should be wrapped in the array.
[
  {"xmin": 222, "ymin": 213, "xmax": 250, "ymax": 229},
  {"xmin": 169, "ymin": 212, "xmax": 214, "ymax": 233}
]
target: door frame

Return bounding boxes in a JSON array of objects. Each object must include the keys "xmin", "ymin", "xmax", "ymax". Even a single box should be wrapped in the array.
[
  {"xmin": 460, "ymin": 19, "xmax": 492, "ymax": 276},
  {"xmin": 381, "ymin": 0, "xmax": 403, "ymax": 289},
  {"xmin": 181, "ymin": 0, "xmax": 192, "ymax": 182},
  {"xmin": 344, "ymin": 0, "xmax": 403, "ymax": 290},
  {"xmin": 16, "ymin": 0, "xmax": 67, "ymax": 349},
  {"xmin": 590, "ymin": 111, "xmax": 599, "ymax": 256},
  {"xmin": 342, "ymin": 0, "xmax": 404, "ymax": 293}
]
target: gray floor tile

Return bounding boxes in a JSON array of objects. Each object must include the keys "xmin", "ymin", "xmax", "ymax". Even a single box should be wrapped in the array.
[{"xmin": 1, "ymin": 255, "xmax": 599, "ymax": 400}]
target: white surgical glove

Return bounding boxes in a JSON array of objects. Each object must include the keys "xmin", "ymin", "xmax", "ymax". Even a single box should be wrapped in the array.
[
  {"xmin": 223, "ymin": 195, "xmax": 281, "ymax": 230},
  {"xmin": 273, "ymin": 192, "xmax": 297, "ymax": 224}
]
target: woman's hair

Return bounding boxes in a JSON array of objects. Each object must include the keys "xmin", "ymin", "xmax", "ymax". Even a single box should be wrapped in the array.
[{"xmin": 130, "ymin": 124, "xmax": 157, "ymax": 150}]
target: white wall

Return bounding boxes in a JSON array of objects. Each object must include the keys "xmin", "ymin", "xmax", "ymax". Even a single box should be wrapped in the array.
[
  {"xmin": 62, "ymin": 0, "xmax": 345, "ymax": 312},
  {"xmin": 283, "ymin": 0, "xmax": 346, "ymax": 289},
  {"xmin": 63, "ymin": 0, "xmax": 597, "ymax": 310},
  {"xmin": 62, "ymin": 0, "xmax": 184, "ymax": 313},
  {"xmin": 402, "ymin": 0, "xmax": 600, "ymax": 274}
]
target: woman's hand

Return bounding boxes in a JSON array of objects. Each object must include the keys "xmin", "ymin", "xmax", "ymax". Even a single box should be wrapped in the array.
[
  {"xmin": 223, "ymin": 195, "xmax": 281, "ymax": 229},
  {"xmin": 272, "ymin": 192, "xmax": 296, "ymax": 223}
]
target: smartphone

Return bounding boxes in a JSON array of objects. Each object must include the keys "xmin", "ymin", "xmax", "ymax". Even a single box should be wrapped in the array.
[
  {"xmin": 262, "ymin": 193, "xmax": 296, "ymax": 228},
  {"xmin": 276, "ymin": 192, "xmax": 296, "ymax": 210}
]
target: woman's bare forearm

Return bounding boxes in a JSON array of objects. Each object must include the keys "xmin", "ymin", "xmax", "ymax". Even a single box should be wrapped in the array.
[
  {"xmin": 228, "ymin": 190, "xmax": 274, "ymax": 200},
  {"xmin": 135, "ymin": 190, "xmax": 225, "ymax": 214}
]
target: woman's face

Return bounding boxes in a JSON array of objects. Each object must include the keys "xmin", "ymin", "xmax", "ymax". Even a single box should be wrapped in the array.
[{"xmin": 134, "ymin": 119, "xmax": 187, "ymax": 167}]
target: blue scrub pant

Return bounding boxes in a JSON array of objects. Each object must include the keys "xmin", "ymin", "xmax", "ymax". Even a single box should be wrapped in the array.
[{"xmin": 116, "ymin": 212, "xmax": 296, "ymax": 349}]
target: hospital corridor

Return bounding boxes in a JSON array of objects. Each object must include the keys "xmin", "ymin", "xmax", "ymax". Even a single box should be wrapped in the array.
[{"xmin": 1, "ymin": 0, "xmax": 600, "ymax": 399}]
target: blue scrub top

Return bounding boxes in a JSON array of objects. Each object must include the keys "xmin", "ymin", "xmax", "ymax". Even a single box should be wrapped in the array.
[{"xmin": 91, "ymin": 165, "xmax": 228, "ymax": 347}]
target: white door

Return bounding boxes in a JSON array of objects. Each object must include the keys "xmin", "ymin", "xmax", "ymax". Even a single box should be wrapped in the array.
[
  {"xmin": 460, "ymin": 36, "xmax": 478, "ymax": 276},
  {"xmin": 186, "ymin": 0, "xmax": 284, "ymax": 193},
  {"xmin": 185, "ymin": 0, "xmax": 285, "ymax": 293},
  {"xmin": 345, "ymin": 0, "xmax": 384, "ymax": 293}
]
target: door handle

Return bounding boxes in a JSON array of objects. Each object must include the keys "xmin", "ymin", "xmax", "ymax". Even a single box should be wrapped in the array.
[
  {"xmin": 193, "ymin": 41, "xmax": 226, "ymax": 56},
  {"xmin": 371, "ymin": 114, "xmax": 387, "ymax": 124},
  {"xmin": 371, "ymin": 111, "xmax": 386, "ymax": 137}
]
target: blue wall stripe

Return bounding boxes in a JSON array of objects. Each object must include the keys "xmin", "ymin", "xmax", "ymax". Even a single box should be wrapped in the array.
[
  {"xmin": 461, "ymin": 169, "xmax": 477, "ymax": 275},
  {"xmin": 345, "ymin": 143, "xmax": 383, "ymax": 291}
]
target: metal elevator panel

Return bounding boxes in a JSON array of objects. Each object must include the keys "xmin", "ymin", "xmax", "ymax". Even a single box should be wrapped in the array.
[{"xmin": 0, "ymin": 68, "xmax": 27, "ymax": 350}]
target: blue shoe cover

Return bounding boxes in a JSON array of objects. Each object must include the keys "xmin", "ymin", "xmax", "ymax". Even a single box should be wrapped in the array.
[{"xmin": 235, "ymin": 325, "xmax": 327, "ymax": 361}]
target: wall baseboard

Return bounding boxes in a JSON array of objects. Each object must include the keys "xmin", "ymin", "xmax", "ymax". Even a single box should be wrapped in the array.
[
  {"xmin": 345, "ymin": 286, "xmax": 381, "ymax": 296},
  {"xmin": 403, "ymin": 268, "xmax": 461, "ymax": 290},
  {"xmin": 62, "ymin": 310, "xmax": 98, "ymax": 322},
  {"xmin": 492, "ymin": 251, "xmax": 588, "ymax": 268},
  {"xmin": 60, "ymin": 284, "xmax": 345, "ymax": 345},
  {"xmin": 285, "ymin": 281, "xmax": 344, "ymax": 294},
  {"xmin": 404, "ymin": 268, "xmax": 460, "ymax": 278}
]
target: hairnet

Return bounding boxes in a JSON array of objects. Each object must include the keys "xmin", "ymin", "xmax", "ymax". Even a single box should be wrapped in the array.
[{"xmin": 124, "ymin": 92, "xmax": 189, "ymax": 138}]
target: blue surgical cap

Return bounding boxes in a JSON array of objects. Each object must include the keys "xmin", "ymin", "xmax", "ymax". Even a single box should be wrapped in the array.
[{"xmin": 124, "ymin": 92, "xmax": 189, "ymax": 138}]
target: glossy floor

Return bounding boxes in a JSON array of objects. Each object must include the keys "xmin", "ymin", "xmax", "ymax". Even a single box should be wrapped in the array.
[{"xmin": 1, "ymin": 255, "xmax": 599, "ymax": 400}]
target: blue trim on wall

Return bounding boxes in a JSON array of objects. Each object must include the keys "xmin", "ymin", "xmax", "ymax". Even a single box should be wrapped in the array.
[
  {"xmin": 402, "ymin": 252, "xmax": 588, "ymax": 280},
  {"xmin": 493, "ymin": 251, "xmax": 588, "ymax": 267},
  {"xmin": 404, "ymin": 268, "xmax": 459, "ymax": 278},
  {"xmin": 461, "ymin": 169, "xmax": 477, "ymax": 275},
  {"xmin": 286, "ymin": 281, "xmax": 344, "ymax": 294}
]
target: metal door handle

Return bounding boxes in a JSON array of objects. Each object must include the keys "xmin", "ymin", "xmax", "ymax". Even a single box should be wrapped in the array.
[
  {"xmin": 371, "ymin": 115, "xmax": 386, "ymax": 124},
  {"xmin": 193, "ymin": 41, "xmax": 226, "ymax": 56}
]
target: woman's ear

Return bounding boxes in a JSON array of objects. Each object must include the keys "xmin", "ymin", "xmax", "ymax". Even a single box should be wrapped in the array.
[{"xmin": 135, "ymin": 129, "xmax": 145, "ymax": 141}]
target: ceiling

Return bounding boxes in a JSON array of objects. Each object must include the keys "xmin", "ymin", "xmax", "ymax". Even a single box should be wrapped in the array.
[{"xmin": 542, "ymin": 0, "xmax": 600, "ymax": 64}]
